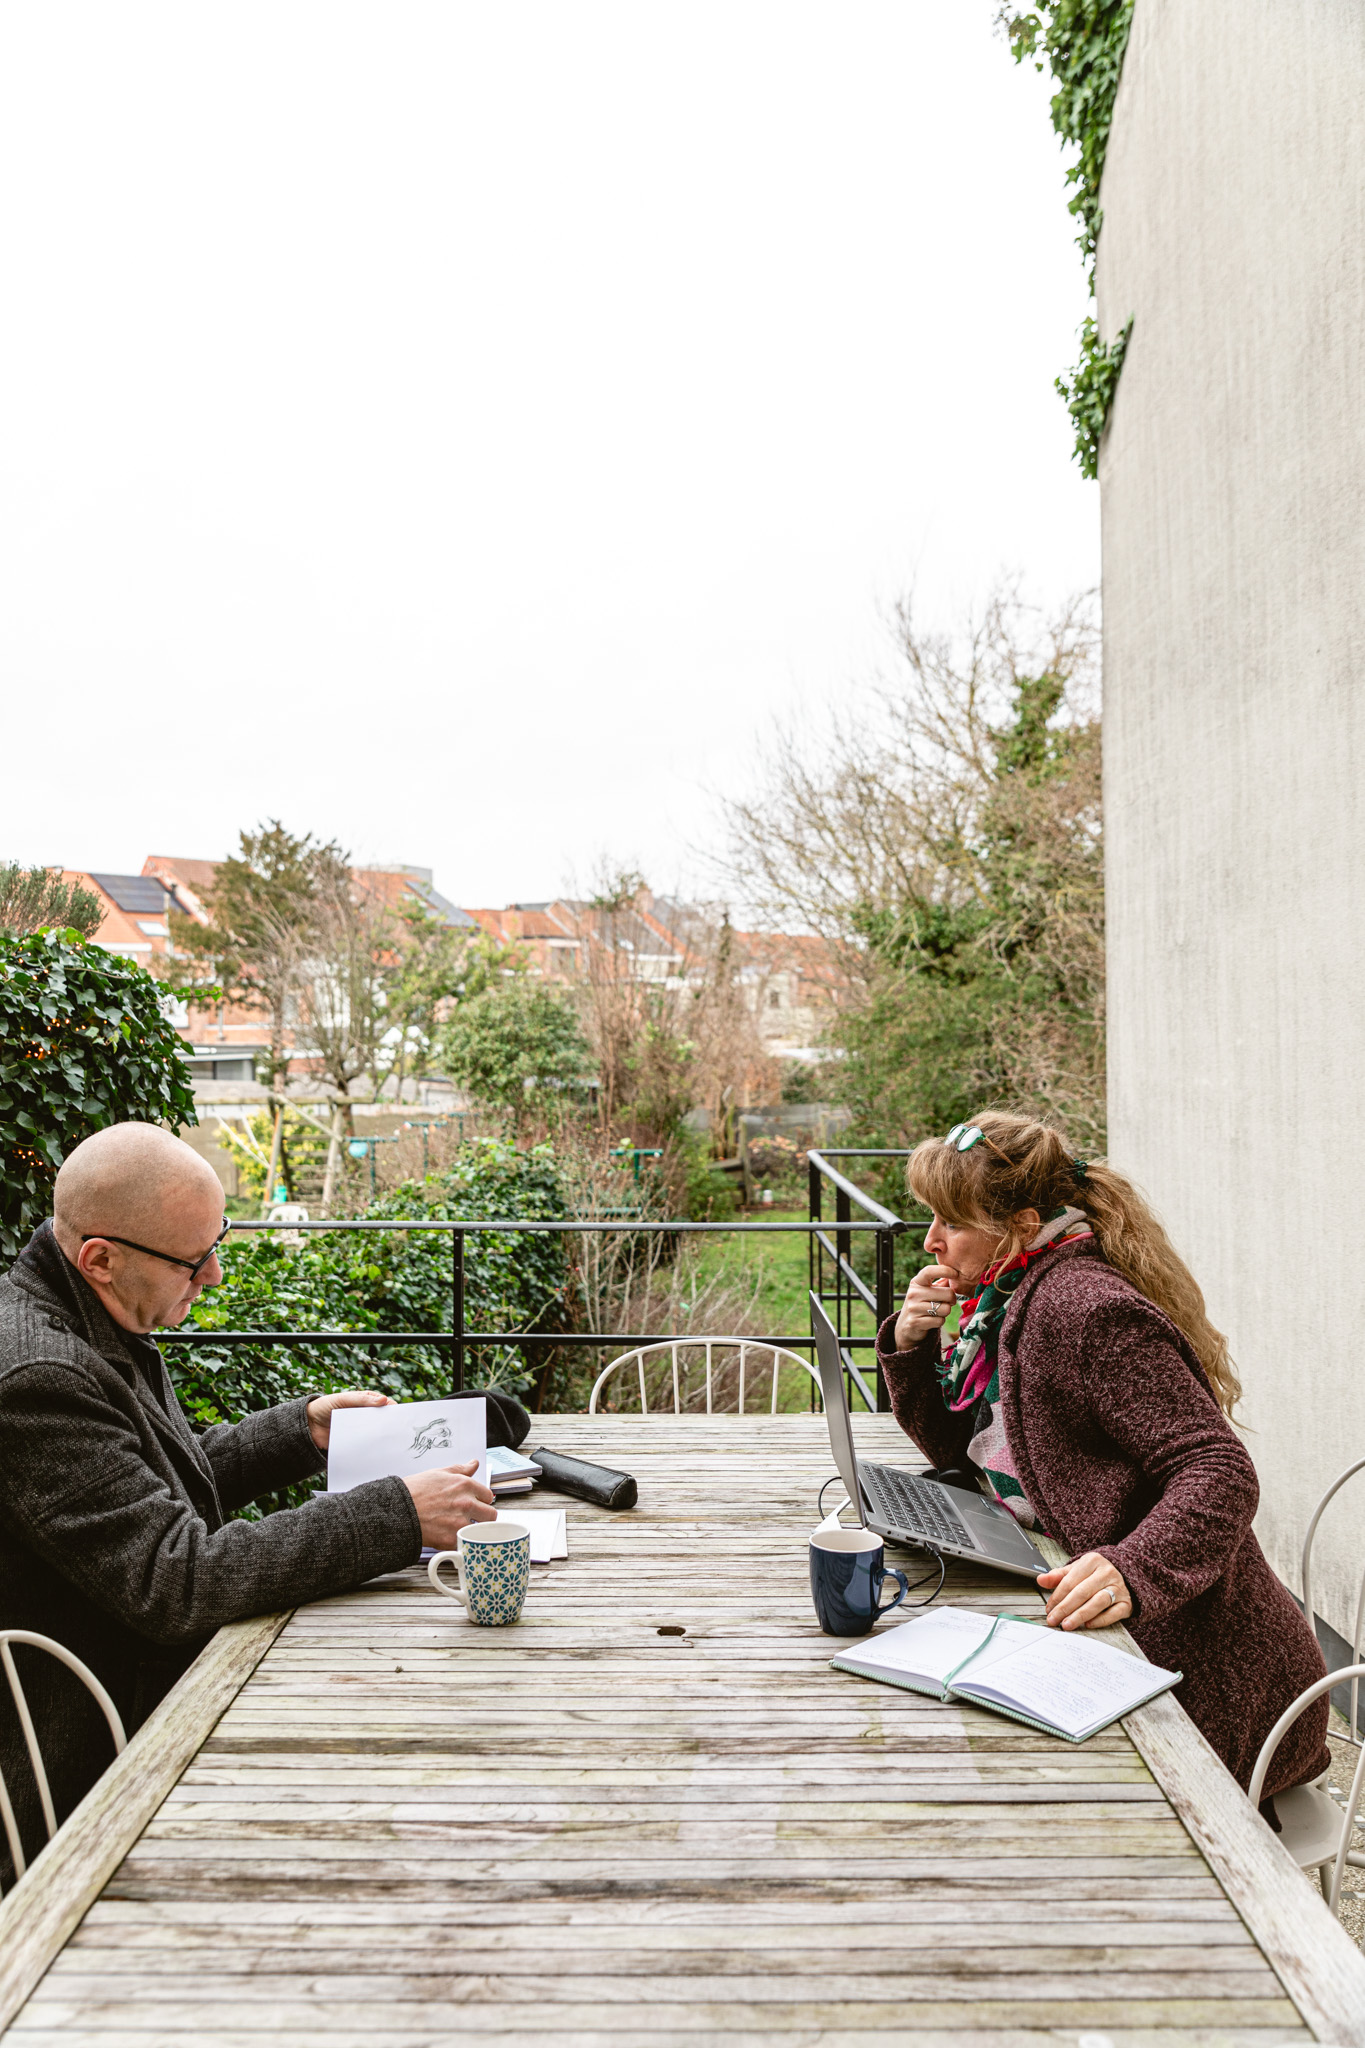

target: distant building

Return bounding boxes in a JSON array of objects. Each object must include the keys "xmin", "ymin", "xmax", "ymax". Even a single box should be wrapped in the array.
[
  {"xmin": 464, "ymin": 885, "xmax": 844, "ymax": 1057},
  {"xmin": 463, "ymin": 902, "xmax": 588, "ymax": 978},
  {"xmin": 731, "ymin": 930, "xmax": 845, "ymax": 1062},
  {"xmin": 66, "ymin": 871, "xmax": 174, "ymax": 962},
  {"xmin": 354, "ymin": 865, "xmax": 479, "ymax": 931}
]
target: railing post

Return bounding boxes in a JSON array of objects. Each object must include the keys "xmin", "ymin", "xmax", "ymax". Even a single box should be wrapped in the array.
[
  {"xmin": 808, "ymin": 1152, "xmax": 821, "ymax": 1305},
  {"xmin": 808, "ymin": 1154, "xmax": 822, "ymax": 1411},
  {"xmin": 452, "ymin": 1228, "xmax": 465, "ymax": 1393},
  {"xmin": 874, "ymin": 1224, "xmax": 894, "ymax": 1412},
  {"xmin": 835, "ymin": 1182, "xmax": 850, "ymax": 1329},
  {"xmin": 835, "ymin": 1181, "xmax": 851, "ymax": 1405}
]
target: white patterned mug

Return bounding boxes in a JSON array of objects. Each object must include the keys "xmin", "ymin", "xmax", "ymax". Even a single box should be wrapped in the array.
[{"xmin": 428, "ymin": 1522, "xmax": 530, "ymax": 1625}]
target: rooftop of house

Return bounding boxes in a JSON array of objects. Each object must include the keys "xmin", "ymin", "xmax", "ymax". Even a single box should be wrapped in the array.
[
  {"xmin": 358, "ymin": 866, "xmax": 478, "ymax": 929},
  {"xmin": 89, "ymin": 873, "xmax": 172, "ymax": 915},
  {"xmin": 65, "ymin": 871, "xmax": 166, "ymax": 956},
  {"xmin": 144, "ymin": 855, "xmax": 218, "ymax": 892}
]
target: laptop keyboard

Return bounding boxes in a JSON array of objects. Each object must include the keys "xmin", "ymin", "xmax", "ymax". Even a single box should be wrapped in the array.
[{"xmin": 861, "ymin": 1464, "xmax": 979, "ymax": 1550}]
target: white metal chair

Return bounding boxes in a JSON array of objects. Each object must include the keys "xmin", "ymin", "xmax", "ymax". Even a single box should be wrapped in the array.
[
  {"xmin": 1248, "ymin": 1666, "xmax": 1365, "ymax": 1914},
  {"xmin": 588, "ymin": 1339, "xmax": 820, "ymax": 1416},
  {"xmin": 0, "ymin": 1631, "xmax": 126, "ymax": 1886},
  {"xmin": 1302, "ymin": 1454, "xmax": 1365, "ymax": 1741},
  {"xmin": 265, "ymin": 1202, "xmax": 310, "ymax": 1249}
]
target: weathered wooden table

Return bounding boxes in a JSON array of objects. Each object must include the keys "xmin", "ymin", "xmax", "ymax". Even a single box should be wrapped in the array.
[{"xmin": 4, "ymin": 1415, "xmax": 1365, "ymax": 2044}]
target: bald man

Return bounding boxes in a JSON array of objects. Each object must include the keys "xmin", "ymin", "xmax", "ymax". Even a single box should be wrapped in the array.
[{"xmin": 0, "ymin": 1123, "xmax": 497, "ymax": 1878}]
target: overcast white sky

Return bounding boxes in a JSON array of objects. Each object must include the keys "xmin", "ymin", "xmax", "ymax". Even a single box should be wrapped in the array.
[{"xmin": 0, "ymin": 3, "xmax": 1096, "ymax": 909}]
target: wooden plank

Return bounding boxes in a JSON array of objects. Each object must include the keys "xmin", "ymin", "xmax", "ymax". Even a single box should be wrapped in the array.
[
  {"xmin": 0, "ymin": 1611, "xmax": 290, "ymax": 2037},
  {"xmin": 6, "ymin": 1991, "xmax": 1311, "ymax": 2031},
  {"xmin": 0, "ymin": 2031, "xmax": 1319, "ymax": 2048}
]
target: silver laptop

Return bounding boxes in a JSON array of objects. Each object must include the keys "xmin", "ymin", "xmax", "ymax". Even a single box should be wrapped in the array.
[{"xmin": 811, "ymin": 1292, "xmax": 1046, "ymax": 1579}]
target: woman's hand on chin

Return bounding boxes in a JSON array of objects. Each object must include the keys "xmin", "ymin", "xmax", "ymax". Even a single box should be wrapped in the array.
[
  {"xmin": 894, "ymin": 1266, "xmax": 959, "ymax": 1349},
  {"xmin": 1037, "ymin": 1553, "xmax": 1133, "ymax": 1630}
]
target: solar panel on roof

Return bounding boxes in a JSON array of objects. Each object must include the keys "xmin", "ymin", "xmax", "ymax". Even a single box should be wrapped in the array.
[{"xmin": 89, "ymin": 874, "xmax": 171, "ymax": 914}]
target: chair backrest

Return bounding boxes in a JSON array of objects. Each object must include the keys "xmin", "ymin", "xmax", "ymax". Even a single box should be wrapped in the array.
[
  {"xmin": 265, "ymin": 1203, "xmax": 310, "ymax": 1248},
  {"xmin": 0, "ymin": 1631, "xmax": 126, "ymax": 1885},
  {"xmin": 1301, "ymin": 1456, "xmax": 1365, "ymax": 1740},
  {"xmin": 588, "ymin": 1339, "xmax": 820, "ymax": 1416},
  {"xmin": 1248, "ymin": 1663, "xmax": 1365, "ymax": 1918}
]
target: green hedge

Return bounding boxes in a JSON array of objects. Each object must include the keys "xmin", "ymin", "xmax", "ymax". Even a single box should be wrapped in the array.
[
  {"xmin": 169, "ymin": 1139, "xmax": 568, "ymax": 1435},
  {"xmin": 0, "ymin": 929, "xmax": 196, "ymax": 1261}
]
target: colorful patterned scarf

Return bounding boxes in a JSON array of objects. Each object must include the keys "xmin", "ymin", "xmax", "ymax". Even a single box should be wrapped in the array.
[{"xmin": 937, "ymin": 1206, "xmax": 1091, "ymax": 1527}]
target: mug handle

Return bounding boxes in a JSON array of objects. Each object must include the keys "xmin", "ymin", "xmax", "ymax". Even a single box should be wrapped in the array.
[
  {"xmin": 877, "ymin": 1566, "xmax": 911, "ymax": 1615},
  {"xmin": 427, "ymin": 1550, "xmax": 468, "ymax": 1605}
]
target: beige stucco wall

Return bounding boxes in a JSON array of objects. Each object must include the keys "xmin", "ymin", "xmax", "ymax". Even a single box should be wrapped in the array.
[{"xmin": 1097, "ymin": 0, "xmax": 1365, "ymax": 1643}]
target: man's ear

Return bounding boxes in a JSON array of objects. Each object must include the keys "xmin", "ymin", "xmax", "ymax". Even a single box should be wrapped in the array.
[{"xmin": 73, "ymin": 1238, "xmax": 118, "ymax": 1291}]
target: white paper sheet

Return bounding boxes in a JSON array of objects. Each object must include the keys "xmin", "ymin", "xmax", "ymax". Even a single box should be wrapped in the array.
[
  {"xmin": 495, "ymin": 1508, "xmax": 567, "ymax": 1562},
  {"xmin": 420, "ymin": 1508, "xmax": 566, "ymax": 1566},
  {"xmin": 327, "ymin": 1397, "xmax": 487, "ymax": 1493}
]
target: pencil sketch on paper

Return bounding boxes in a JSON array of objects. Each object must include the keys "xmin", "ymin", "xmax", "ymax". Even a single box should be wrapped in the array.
[{"xmin": 409, "ymin": 1418, "xmax": 452, "ymax": 1458}]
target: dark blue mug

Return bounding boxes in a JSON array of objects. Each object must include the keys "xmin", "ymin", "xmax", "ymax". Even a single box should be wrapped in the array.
[{"xmin": 809, "ymin": 1526, "xmax": 910, "ymax": 1636}]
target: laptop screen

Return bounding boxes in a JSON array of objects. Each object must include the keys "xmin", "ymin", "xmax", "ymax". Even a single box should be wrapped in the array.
[{"xmin": 810, "ymin": 1292, "xmax": 865, "ymax": 1517}]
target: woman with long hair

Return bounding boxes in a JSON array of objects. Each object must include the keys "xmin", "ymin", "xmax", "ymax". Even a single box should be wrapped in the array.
[{"xmin": 879, "ymin": 1110, "xmax": 1328, "ymax": 1808}]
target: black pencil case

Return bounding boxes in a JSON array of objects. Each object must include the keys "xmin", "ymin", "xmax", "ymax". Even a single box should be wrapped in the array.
[{"xmin": 529, "ymin": 1447, "xmax": 637, "ymax": 1510}]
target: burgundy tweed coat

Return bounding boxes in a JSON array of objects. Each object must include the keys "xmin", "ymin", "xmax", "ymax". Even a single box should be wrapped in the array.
[{"xmin": 876, "ymin": 1239, "xmax": 1329, "ymax": 1800}]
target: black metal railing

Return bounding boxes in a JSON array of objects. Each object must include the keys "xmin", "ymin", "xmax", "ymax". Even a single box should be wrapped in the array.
[
  {"xmin": 807, "ymin": 1149, "xmax": 925, "ymax": 1411},
  {"xmin": 159, "ymin": 1148, "xmax": 927, "ymax": 1414}
]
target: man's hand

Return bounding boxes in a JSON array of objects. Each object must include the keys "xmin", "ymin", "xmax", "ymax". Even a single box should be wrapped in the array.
[
  {"xmin": 1038, "ymin": 1552, "xmax": 1133, "ymax": 1630},
  {"xmin": 405, "ymin": 1460, "xmax": 498, "ymax": 1548},
  {"xmin": 893, "ymin": 1265, "xmax": 959, "ymax": 1350},
  {"xmin": 306, "ymin": 1388, "xmax": 394, "ymax": 1453}
]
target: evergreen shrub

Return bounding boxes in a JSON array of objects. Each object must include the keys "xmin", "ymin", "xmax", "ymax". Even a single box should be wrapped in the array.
[
  {"xmin": 0, "ymin": 929, "xmax": 197, "ymax": 1261},
  {"xmin": 171, "ymin": 1139, "xmax": 569, "ymax": 1434}
]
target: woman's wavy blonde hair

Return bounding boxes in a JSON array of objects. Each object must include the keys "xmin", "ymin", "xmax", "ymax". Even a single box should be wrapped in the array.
[{"xmin": 907, "ymin": 1109, "xmax": 1239, "ymax": 1417}]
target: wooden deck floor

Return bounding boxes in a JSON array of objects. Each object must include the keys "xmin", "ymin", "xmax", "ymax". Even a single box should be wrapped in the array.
[{"xmin": 6, "ymin": 1414, "xmax": 1365, "ymax": 2045}]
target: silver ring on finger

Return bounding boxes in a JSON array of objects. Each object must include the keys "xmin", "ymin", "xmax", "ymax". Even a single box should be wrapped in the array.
[{"xmin": 1103, "ymin": 1587, "xmax": 1116, "ymax": 1607}]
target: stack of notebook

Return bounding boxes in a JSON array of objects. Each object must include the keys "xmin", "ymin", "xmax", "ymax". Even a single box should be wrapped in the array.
[{"xmin": 487, "ymin": 1446, "xmax": 543, "ymax": 1494}]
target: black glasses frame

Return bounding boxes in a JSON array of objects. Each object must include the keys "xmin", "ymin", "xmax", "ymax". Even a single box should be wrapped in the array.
[{"xmin": 81, "ymin": 1218, "xmax": 231, "ymax": 1279}]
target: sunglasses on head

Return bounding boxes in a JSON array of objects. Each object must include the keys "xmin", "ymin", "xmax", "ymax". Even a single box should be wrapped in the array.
[
  {"xmin": 943, "ymin": 1124, "xmax": 985, "ymax": 1153},
  {"xmin": 81, "ymin": 1218, "xmax": 231, "ymax": 1279}
]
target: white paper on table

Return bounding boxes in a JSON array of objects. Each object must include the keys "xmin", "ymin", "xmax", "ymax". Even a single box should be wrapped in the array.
[
  {"xmin": 327, "ymin": 1397, "xmax": 487, "ymax": 1493},
  {"xmin": 496, "ymin": 1508, "xmax": 567, "ymax": 1561},
  {"xmin": 814, "ymin": 1495, "xmax": 851, "ymax": 1535},
  {"xmin": 419, "ymin": 1508, "xmax": 566, "ymax": 1567}
]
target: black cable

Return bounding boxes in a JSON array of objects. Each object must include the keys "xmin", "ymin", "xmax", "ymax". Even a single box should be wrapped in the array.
[
  {"xmin": 896, "ymin": 1548, "xmax": 947, "ymax": 1609},
  {"xmin": 814, "ymin": 1475, "xmax": 948, "ymax": 1610},
  {"xmin": 816, "ymin": 1473, "xmax": 847, "ymax": 1519}
]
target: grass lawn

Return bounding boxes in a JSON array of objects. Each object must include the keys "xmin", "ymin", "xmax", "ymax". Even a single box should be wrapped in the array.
[{"xmin": 688, "ymin": 1208, "xmax": 882, "ymax": 1412}]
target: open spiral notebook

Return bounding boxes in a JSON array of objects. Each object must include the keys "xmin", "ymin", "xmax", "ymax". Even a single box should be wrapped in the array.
[{"xmin": 831, "ymin": 1605, "xmax": 1179, "ymax": 1743}]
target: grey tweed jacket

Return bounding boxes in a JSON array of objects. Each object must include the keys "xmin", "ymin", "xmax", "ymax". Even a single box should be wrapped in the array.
[{"xmin": 0, "ymin": 1221, "xmax": 420, "ymax": 1874}]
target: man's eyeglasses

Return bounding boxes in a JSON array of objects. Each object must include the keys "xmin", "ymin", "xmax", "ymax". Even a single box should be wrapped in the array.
[
  {"xmin": 81, "ymin": 1218, "xmax": 231, "ymax": 1279},
  {"xmin": 943, "ymin": 1124, "xmax": 985, "ymax": 1153}
]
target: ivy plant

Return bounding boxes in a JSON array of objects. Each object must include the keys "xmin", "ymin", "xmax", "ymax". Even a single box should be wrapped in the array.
[
  {"xmin": 0, "ymin": 928, "xmax": 198, "ymax": 1261},
  {"xmin": 1056, "ymin": 315, "xmax": 1133, "ymax": 480},
  {"xmin": 1003, "ymin": 1, "xmax": 1137, "ymax": 474}
]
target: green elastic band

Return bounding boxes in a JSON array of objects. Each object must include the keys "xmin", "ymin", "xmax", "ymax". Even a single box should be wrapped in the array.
[{"xmin": 940, "ymin": 1612, "xmax": 1043, "ymax": 1698}]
